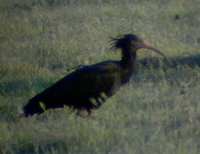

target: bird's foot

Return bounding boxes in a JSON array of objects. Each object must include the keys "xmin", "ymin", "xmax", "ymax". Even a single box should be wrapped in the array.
[{"xmin": 77, "ymin": 110, "xmax": 96, "ymax": 119}]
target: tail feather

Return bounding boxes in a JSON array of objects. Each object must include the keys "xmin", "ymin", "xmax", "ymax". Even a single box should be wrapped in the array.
[{"xmin": 23, "ymin": 97, "xmax": 44, "ymax": 117}]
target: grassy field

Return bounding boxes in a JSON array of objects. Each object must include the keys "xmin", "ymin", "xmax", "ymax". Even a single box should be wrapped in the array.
[{"xmin": 1, "ymin": 0, "xmax": 200, "ymax": 153}]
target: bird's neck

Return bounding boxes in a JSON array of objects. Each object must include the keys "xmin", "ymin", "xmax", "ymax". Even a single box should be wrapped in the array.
[
  {"xmin": 120, "ymin": 48, "xmax": 137, "ymax": 83},
  {"xmin": 121, "ymin": 48, "xmax": 136, "ymax": 68}
]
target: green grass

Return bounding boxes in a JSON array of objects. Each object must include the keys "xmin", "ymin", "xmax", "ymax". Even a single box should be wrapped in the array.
[{"xmin": 1, "ymin": 0, "xmax": 200, "ymax": 153}]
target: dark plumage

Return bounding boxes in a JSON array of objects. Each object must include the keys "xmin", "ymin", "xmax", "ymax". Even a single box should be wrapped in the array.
[{"xmin": 23, "ymin": 34, "xmax": 166, "ymax": 117}]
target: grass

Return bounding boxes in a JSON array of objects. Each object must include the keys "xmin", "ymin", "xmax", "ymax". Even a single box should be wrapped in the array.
[{"xmin": 0, "ymin": 0, "xmax": 200, "ymax": 153}]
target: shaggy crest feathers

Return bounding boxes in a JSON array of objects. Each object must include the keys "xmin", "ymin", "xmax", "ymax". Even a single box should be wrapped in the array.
[{"xmin": 110, "ymin": 34, "xmax": 141, "ymax": 50}]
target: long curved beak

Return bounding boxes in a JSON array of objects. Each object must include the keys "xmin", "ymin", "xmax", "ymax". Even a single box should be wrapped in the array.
[{"xmin": 141, "ymin": 40, "xmax": 166, "ymax": 58}]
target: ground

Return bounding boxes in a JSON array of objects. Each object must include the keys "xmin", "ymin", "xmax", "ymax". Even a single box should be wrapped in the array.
[{"xmin": 0, "ymin": 0, "xmax": 200, "ymax": 153}]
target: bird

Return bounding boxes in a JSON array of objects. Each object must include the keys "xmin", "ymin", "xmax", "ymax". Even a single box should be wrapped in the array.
[{"xmin": 22, "ymin": 34, "xmax": 166, "ymax": 117}]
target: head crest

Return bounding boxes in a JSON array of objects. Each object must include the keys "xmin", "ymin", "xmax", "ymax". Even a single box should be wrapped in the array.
[{"xmin": 110, "ymin": 34, "xmax": 140, "ymax": 50}]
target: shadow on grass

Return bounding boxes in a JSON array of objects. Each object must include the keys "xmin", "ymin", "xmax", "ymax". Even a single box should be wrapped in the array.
[
  {"xmin": 131, "ymin": 53, "xmax": 200, "ymax": 82},
  {"xmin": 139, "ymin": 53, "xmax": 200, "ymax": 69}
]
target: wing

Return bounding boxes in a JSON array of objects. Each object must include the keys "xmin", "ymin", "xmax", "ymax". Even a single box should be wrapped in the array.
[
  {"xmin": 74, "ymin": 62, "xmax": 122, "ymax": 97},
  {"xmin": 34, "ymin": 61, "xmax": 121, "ymax": 101},
  {"xmin": 24, "ymin": 61, "xmax": 122, "ymax": 116}
]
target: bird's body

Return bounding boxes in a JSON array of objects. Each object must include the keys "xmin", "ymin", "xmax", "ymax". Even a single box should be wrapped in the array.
[
  {"xmin": 24, "ymin": 60, "xmax": 136, "ymax": 116},
  {"xmin": 23, "ymin": 34, "xmax": 165, "ymax": 117}
]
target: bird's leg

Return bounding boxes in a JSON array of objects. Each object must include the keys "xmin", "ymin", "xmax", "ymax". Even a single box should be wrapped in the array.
[
  {"xmin": 77, "ymin": 109, "xmax": 88, "ymax": 118},
  {"xmin": 87, "ymin": 109, "xmax": 92, "ymax": 116},
  {"xmin": 76, "ymin": 108, "xmax": 94, "ymax": 118},
  {"xmin": 86, "ymin": 109, "xmax": 96, "ymax": 119}
]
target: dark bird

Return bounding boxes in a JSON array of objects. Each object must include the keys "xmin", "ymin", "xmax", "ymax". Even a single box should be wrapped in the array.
[{"xmin": 23, "ymin": 34, "xmax": 166, "ymax": 117}]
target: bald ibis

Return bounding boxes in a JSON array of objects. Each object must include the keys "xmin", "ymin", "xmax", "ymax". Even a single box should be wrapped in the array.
[{"xmin": 23, "ymin": 34, "xmax": 166, "ymax": 117}]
